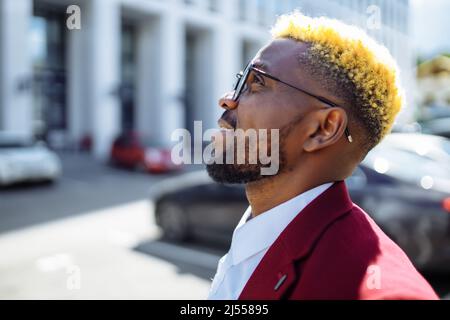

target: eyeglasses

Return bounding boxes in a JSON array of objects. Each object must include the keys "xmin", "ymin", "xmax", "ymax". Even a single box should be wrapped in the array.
[{"xmin": 233, "ymin": 63, "xmax": 353, "ymax": 143}]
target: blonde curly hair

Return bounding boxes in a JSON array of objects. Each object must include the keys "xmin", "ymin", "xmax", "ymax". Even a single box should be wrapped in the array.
[{"xmin": 271, "ymin": 11, "xmax": 404, "ymax": 150}]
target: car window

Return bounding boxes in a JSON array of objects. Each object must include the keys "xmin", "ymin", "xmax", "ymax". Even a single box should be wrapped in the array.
[
  {"xmin": 141, "ymin": 137, "xmax": 166, "ymax": 148},
  {"xmin": 121, "ymin": 135, "xmax": 133, "ymax": 147},
  {"xmin": 363, "ymin": 145, "xmax": 450, "ymax": 183},
  {"xmin": 384, "ymin": 134, "xmax": 450, "ymax": 163},
  {"xmin": 0, "ymin": 138, "xmax": 34, "ymax": 148},
  {"xmin": 115, "ymin": 136, "xmax": 126, "ymax": 147}
]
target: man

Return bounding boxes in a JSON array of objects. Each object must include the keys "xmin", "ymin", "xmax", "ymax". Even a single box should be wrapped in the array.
[{"xmin": 206, "ymin": 12, "xmax": 438, "ymax": 300}]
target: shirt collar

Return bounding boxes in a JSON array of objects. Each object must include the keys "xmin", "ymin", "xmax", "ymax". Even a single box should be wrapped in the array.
[{"xmin": 229, "ymin": 182, "xmax": 334, "ymax": 266}]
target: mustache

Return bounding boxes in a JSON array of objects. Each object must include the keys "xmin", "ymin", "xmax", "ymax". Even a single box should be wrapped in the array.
[{"xmin": 220, "ymin": 110, "xmax": 237, "ymax": 129}]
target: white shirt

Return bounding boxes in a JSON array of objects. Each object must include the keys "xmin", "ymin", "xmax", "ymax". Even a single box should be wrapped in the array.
[{"xmin": 207, "ymin": 182, "xmax": 333, "ymax": 300}]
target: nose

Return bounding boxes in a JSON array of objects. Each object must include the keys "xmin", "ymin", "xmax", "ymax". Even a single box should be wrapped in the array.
[{"xmin": 218, "ymin": 91, "xmax": 238, "ymax": 110}]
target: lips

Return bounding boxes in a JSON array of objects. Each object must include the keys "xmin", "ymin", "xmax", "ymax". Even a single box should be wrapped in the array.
[
  {"xmin": 219, "ymin": 110, "xmax": 237, "ymax": 130},
  {"xmin": 213, "ymin": 119, "xmax": 236, "ymax": 146},
  {"xmin": 218, "ymin": 119, "xmax": 234, "ymax": 130}
]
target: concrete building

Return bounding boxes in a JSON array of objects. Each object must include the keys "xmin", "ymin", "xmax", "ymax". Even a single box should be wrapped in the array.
[{"xmin": 0, "ymin": 0, "xmax": 414, "ymax": 159}]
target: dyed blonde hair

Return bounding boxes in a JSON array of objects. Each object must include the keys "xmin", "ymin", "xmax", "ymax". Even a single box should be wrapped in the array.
[{"xmin": 271, "ymin": 12, "xmax": 404, "ymax": 149}]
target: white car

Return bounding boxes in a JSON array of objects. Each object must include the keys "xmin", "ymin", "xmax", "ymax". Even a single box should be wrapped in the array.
[{"xmin": 0, "ymin": 132, "xmax": 62, "ymax": 186}]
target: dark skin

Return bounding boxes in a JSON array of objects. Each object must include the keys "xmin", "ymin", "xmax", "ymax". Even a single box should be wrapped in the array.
[{"xmin": 218, "ymin": 38, "xmax": 363, "ymax": 217}]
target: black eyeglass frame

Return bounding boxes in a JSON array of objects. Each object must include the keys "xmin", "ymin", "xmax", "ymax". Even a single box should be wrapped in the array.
[{"xmin": 233, "ymin": 63, "xmax": 353, "ymax": 143}]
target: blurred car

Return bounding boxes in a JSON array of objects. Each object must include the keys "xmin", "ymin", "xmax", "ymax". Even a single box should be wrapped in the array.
[
  {"xmin": 381, "ymin": 133, "xmax": 450, "ymax": 162},
  {"xmin": 420, "ymin": 117, "xmax": 450, "ymax": 139},
  {"xmin": 0, "ymin": 132, "xmax": 62, "ymax": 186},
  {"xmin": 110, "ymin": 131, "xmax": 180, "ymax": 173},
  {"xmin": 150, "ymin": 133, "xmax": 450, "ymax": 272}
]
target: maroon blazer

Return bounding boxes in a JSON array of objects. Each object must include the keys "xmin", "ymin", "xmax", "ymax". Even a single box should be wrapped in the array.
[{"xmin": 238, "ymin": 181, "xmax": 439, "ymax": 300}]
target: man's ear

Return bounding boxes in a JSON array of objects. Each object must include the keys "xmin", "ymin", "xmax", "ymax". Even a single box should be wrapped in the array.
[{"xmin": 302, "ymin": 108, "xmax": 348, "ymax": 152}]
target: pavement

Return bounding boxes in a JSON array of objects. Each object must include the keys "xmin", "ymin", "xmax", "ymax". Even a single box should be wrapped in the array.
[{"xmin": 0, "ymin": 199, "xmax": 218, "ymax": 299}]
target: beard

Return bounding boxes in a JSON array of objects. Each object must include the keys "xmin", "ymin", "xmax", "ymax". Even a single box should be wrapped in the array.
[
  {"xmin": 206, "ymin": 159, "xmax": 272, "ymax": 184},
  {"xmin": 206, "ymin": 123, "xmax": 295, "ymax": 184}
]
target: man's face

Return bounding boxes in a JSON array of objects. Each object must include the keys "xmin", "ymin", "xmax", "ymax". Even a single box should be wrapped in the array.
[{"xmin": 206, "ymin": 39, "xmax": 335, "ymax": 184}]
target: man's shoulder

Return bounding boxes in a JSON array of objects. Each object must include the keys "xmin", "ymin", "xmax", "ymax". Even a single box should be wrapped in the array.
[
  {"xmin": 313, "ymin": 204, "xmax": 396, "ymax": 257},
  {"xmin": 290, "ymin": 204, "xmax": 439, "ymax": 300}
]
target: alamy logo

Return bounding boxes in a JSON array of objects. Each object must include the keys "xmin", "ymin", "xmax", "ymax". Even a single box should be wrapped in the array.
[
  {"xmin": 66, "ymin": 5, "xmax": 81, "ymax": 30},
  {"xmin": 366, "ymin": 5, "xmax": 382, "ymax": 30},
  {"xmin": 366, "ymin": 264, "xmax": 382, "ymax": 290},
  {"xmin": 171, "ymin": 121, "xmax": 280, "ymax": 176},
  {"xmin": 66, "ymin": 265, "xmax": 81, "ymax": 290}
]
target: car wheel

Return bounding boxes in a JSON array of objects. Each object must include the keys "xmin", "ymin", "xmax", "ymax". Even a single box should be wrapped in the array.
[{"xmin": 157, "ymin": 202, "xmax": 190, "ymax": 242}]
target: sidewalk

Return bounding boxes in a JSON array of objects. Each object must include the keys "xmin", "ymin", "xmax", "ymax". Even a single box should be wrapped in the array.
[{"xmin": 0, "ymin": 200, "xmax": 212, "ymax": 299}]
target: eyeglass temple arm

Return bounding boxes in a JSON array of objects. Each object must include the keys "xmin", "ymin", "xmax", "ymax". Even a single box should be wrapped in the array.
[
  {"xmin": 252, "ymin": 67, "xmax": 354, "ymax": 143},
  {"xmin": 266, "ymin": 73, "xmax": 354, "ymax": 143}
]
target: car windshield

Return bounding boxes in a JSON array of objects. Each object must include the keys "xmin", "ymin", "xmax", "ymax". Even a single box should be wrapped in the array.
[
  {"xmin": 363, "ymin": 143, "xmax": 450, "ymax": 186},
  {"xmin": 0, "ymin": 137, "xmax": 34, "ymax": 149},
  {"xmin": 383, "ymin": 134, "xmax": 450, "ymax": 163},
  {"xmin": 140, "ymin": 137, "xmax": 167, "ymax": 148}
]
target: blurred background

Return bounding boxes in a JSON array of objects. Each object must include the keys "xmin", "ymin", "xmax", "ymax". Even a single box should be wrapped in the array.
[{"xmin": 0, "ymin": 0, "xmax": 449, "ymax": 299}]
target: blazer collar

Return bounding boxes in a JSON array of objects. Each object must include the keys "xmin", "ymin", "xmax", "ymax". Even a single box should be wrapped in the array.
[
  {"xmin": 239, "ymin": 181, "xmax": 354, "ymax": 300},
  {"xmin": 230, "ymin": 183, "xmax": 332, "ymax": 266}
]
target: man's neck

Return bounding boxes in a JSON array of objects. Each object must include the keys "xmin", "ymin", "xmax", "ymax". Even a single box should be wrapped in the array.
[{"xmin": 245, "ymin": 166, "xmax": 334, "ymax": 218}]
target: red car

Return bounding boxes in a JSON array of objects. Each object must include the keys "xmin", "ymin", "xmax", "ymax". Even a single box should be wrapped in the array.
[{"xmin": 110, "ymin": 132, "xmax": 180, "ymax": 173}]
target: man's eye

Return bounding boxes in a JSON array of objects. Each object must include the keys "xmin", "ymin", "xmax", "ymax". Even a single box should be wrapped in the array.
[{"xmin": 253, "ymin": 75, "xmax": 264, "ymax": 86}]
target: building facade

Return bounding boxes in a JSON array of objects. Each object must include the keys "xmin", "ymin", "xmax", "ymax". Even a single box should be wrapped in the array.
[{"xmin": 0, "ymin": 0, "xmax": 413, "ymax": 159}]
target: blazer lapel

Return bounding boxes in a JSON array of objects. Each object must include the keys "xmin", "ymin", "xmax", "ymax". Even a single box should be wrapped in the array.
[
  {"xmin": 238, "ymin": 240, "xmax": 298, "ymax": 300},
  {"xmin": 239, "ymin": 181, "xmax": 354, "ymax": 300}
]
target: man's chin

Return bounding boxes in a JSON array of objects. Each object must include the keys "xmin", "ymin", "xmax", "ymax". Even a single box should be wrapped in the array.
[{"xmin": 206, "ymin": 163, "xmax": 265, "ymax": 184}]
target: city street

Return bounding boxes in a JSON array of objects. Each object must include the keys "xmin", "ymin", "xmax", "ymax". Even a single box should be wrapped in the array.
[
  {"xmin": 0, "ymin": 152, "xmax": 449, "ymax": 299},
  {"xmin": 0, "ymin": 0, "xmax": 449, "ymax": 305}
]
